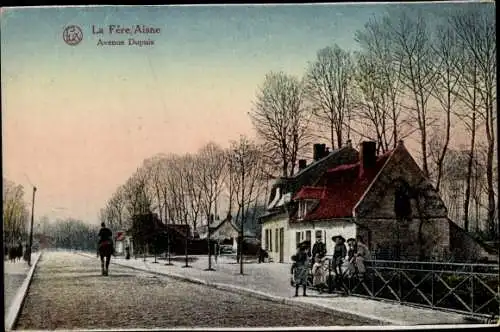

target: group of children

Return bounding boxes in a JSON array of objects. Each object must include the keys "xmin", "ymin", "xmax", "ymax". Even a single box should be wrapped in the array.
[{"xmin": 291, "ymin": 235, "xmax": 370, "ymax": 296}]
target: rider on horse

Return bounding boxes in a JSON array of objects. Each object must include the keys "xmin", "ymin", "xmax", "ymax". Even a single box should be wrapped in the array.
[
  {"xmin": 97, "ymin": 222, "xmax": 114, "ymax": 275},
  {"xmin": 98, "ymin": 222, "xmax": 113, "ymax": 251}
]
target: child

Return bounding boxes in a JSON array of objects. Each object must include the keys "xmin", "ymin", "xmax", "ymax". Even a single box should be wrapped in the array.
[
  {"xmin": 312, "ymin": 255, "xmax": 326, "ymax": 293},
  {"xmin": 346, "ymin": 238, "xmax": 357, "ymax": 278}
]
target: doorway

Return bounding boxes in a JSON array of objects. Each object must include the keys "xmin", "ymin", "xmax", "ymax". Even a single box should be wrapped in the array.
[{"xmin": 279, "ymin": 228, "xmax": 284, "ymax": 263}]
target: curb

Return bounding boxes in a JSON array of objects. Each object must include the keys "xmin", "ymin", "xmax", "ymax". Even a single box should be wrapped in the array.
[
  {"xmin": 5, "ymin": 251, "xmax": 43, "ymax": 331},
  {"xmin": 77, "ymin": 252, "xmax": 392, "ymax": 325}
]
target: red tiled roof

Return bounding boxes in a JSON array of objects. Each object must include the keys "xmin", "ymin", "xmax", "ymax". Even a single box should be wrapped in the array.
[
  {"xmin": 293, "ymin": 186, "xmax": 326, "ymax": 200},
  {"xmin": 298, "ymin": 151, "xmax": 393, "ymax": 221}
]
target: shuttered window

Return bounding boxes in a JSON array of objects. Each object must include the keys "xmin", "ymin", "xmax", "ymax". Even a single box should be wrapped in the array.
[{"xmin": 275, "ymin": 228, "xmax": 279, "ymax": 252}]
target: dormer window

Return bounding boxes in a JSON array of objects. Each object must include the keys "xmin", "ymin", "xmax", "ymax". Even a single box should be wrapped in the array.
[{"xmin": 298, "ymin": 200, "xmax": 311, "ymax": 220}]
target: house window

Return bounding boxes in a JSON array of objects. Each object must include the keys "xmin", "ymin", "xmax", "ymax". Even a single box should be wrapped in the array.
[
  {"xmin": 296, "ymin": 232, "xmax": 301, "ymax": 248},
  {"xmin": 269, "ymin": 229, "xmax": 273, "ymax": 252},
  {"xmin": 394, "ymin": 180, "xmax": 412, "ymax": 221},
  {"xmin": 275, "ymin": 228, "xmax": 279, "ymax": 252},
  {"xmin": 264, "ymin": 229, "xmax": 269, "ymax": 250},
  {"xmin": 315, "ymin": 230, "xmax": 322, "ymax": 241},
  {"xmin": 306, "ymin": 230, "xmax": 311, "ymax": 242},
  {"xmin": 298, "ymin": 201, "xmax": 309, "ymax": 220}
]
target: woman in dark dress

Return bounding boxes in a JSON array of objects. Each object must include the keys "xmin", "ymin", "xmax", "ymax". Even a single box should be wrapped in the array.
[
  {"xmin": 292, "ymin": 242, "xmax": 310, "ymax": 297},
  {"xmin": 332, "ymin": 235, "xmax": 347, "ymax": 290}
]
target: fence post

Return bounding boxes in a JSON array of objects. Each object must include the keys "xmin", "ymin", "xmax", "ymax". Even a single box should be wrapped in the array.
[
  {"xmin": 470, "ymin": 264, "xmax": 474, "ymax": 314},
  {"xmin": 431, "ymin": 260, "xmax": 434, "ymax": 309},
  {"xmin": 371, "ymin": 260, "xmax": 375, "ymax": 298},
  {"xmin": 398, "ymin": 261, "xmax": 402, "ymax": 304},
  {"xmin": 328, "ymin": 258, "xmax": 333, "ymax": 294}
]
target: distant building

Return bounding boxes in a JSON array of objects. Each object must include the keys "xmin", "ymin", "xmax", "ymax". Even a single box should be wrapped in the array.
[
  {"xmin": 198, "ymin": 214, "xmax": 240, "ymax": 252},
  {"xmin": 114, "ymin": 231, "xmax": 128, "ymax": 255}
]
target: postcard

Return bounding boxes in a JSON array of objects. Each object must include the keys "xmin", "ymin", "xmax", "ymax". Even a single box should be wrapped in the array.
[{"xmin": 2, "ymin": 2, "xmax": 498, "ymax": 330}]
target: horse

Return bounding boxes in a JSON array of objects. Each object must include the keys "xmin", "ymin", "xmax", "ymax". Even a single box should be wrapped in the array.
[
  {"xmin": 98, "ymin": 240, "xmax": 113, "ymax": 276},
  {"xmin": 8, "ymin": 244, "xmax": 23, "ymax": 263},
  {"xmin": 16, "ymin": 244, "xmax": 23, "ymax": 262}
]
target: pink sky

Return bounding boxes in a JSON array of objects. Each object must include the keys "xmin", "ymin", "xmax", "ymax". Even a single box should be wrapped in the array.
[{"xmin": 1, "ymin": 4, "xmax": 478, "ymax": 224}]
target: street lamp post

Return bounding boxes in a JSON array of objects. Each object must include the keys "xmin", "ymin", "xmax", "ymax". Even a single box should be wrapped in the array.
[{"xmin": 28, "ymin": 186, "xmax": 37, "ymax": 266}]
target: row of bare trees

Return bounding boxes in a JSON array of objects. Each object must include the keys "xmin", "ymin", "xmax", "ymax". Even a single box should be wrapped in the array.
[
  {"xmin": 249, "ymin": 5, "xmax": 496, "ymax": 238},
  {"xmin": 3, "ymin": 178, "xmax": 30, "ymax": 245},
  {"xmin": 100, "ymin": 136, "xmax": 269, "ymax": 238}
]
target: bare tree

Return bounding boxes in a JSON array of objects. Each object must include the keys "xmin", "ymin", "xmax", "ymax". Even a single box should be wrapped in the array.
[
  {"xmin": 143, "ymin": 155, "xmax": 168, "ymax": 224},
  {"xmin": 3, "ymin": 179, "xmax": 29, "ymax": 245},
  {"xmin": 304, "ymin": 45, "xmax": 355, "ymax": 150},
  {"xmin": 107, "ymin": 186, "xmax": 126, "ymax": 229},
  {"xmin": 451, "ymin": 5, "xmax": 496, "ymax": 237},
  {"xmin": 354, "ymin": 16, "xmax": 411, "ymax": 153},
  {"xmin": 250, "ymin": 71, "xmax": 310, "ymax": 177},
  {"xmin": 384, "ymin": 7, "xmax": 439, "ymax": 177},
  {"xmin": 164, "ymin": 154, "xmax": 194, "ymax": 267},
  {"xmin": 122, "ymin": 168, "xmax": 153, "ymax": 219},
  {"xmin": 195, "ymin": 142, "xmax": 228, "ymax": 270},
  {"xmin": 197, "ymin": 142, "xmax": 228, "ymax": 224},
  {"xmin": 228, "ymin": 135, "xmax": 266, "ymax": 274},
  {"xmin": 353, "ymin": 52, "xmax": 392, "ymax": 152},
  {"xmin": 429, "ymin": 22, "xmax": 462, "ymax": 192}
]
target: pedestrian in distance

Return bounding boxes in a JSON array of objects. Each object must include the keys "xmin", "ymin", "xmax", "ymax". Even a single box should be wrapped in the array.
[
  {"xmin": 292, "ymin": 241, "xmax": 310, "ymax": 297},
  {"xmin": 214, "ymin": 242, "xmax": 219, "ymax": 264},
  {"xmin": 125, "ymin": 245, "xmax": 131, "ymax": 260}
]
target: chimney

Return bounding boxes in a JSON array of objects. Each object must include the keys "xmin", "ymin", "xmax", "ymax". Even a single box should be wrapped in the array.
[
  {"xmin": 359, "ymin": 141, "xmax": 377, "ymax": 177},
  {"xmin": 345, "ymin": 139, "xmax": 352, "ymax": 148},
  {"xmin": 313, "ymin": 144, "xmax": 325, "ymax": 161},
  {"xmin": 325, "ymin": 147, "xmax": 330, "ymax": 155},
  {"xmin": 298, "ymin": 159, "xmax": 307, "ymax": 171}
]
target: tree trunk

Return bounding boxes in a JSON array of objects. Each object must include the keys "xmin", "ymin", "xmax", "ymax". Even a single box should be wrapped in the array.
[
  {"xmin": 463, "ymin": 111, "xmax": 476, "ymax": 232},
  {"xmin": 330, "ymin": 119, "xmax": 335, "ymax": 150},
  {"xmin": 420, "ymin": 121, "xmax": 429, "ymax": 178},
  {"xmin": 484, "ymin": 92, "xmax": 496, "ymax": 238}
]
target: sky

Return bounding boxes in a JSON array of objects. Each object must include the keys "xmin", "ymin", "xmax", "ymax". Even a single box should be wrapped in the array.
[{"xmin": 1, "ymin": 2, "xmax": 486, "ymax": 224}]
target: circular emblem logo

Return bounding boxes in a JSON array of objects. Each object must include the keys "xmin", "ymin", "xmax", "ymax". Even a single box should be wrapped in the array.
[{"xmin": 63, "ymin": 25, "xmax": 83, "ymax": 46}]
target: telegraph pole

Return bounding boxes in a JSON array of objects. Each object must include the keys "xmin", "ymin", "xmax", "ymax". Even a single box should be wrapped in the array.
[{"xmin": 28, "ymin": 186, "xmax": 37, "ymax": 266}]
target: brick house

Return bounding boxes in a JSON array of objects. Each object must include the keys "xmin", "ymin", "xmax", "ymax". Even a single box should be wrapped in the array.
[
  {"xmin": 261, "ymin": 139, "xmax": 497, "ymax": 264},
  {"xmin": 259, "ymin": 142, "xmax": 359, "ymax": 263},
  {"xmin": 287, "ymin": 140, "xmax": 496, "ymax": 262},
  {"xmin": 289, "ymin": 140, "xmax": 454, "ymax": 262}
]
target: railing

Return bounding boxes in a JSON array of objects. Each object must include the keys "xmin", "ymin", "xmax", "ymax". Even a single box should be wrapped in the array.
[{"xmin": 320, "ymin": 259, "xmax": 499, "ymax": 320}]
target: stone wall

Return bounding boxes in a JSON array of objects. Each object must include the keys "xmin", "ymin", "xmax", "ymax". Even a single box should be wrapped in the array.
[
  {"xmin": 448, "ymin": 220, "xmax": 498, "ymax": 262},
  {"xmin": 357, "ymin": 217, "xmax": 450, "ymax": 261},
  {"xmin": 355, "ymin": 144, "xmax": 448, "ymax": 220},
  {"xmin": 353, "ymin": 144, "xmax": 450, "ymax": 260}
]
